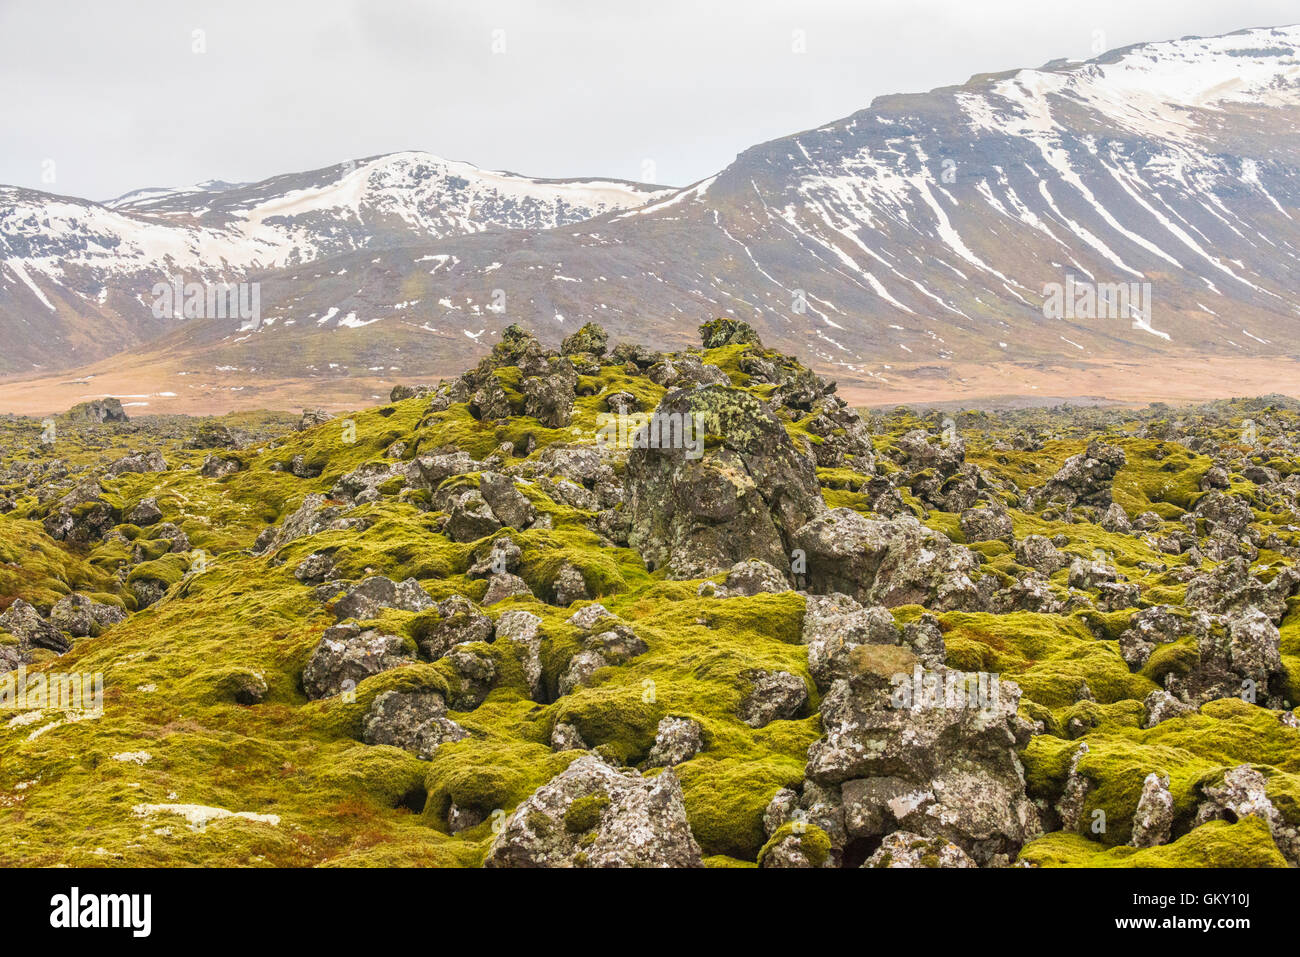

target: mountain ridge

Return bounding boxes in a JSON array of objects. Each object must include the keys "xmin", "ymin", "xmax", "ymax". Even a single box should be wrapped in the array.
[
  {"xmin": 0, "ymin": 152, "xmax": 674, "ymax": 373},
  {"xmin": 3, "ymin": 24, "xmax": 1300, "ymax": 408}
]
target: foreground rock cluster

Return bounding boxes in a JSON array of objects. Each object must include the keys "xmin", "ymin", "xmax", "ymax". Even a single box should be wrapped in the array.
[{"xmin": 0, "ymin": 319, "xmax": 1297, "ymax": 868}]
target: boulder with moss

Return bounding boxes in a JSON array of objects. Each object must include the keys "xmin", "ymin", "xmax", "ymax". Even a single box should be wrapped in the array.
[
  {"xmin": 794, "ymin": 509, "xmax": 982, "ymax": 611},
  {"xmin": 626, "ymin": 385, "xmax": 824, "ymax": 578},
  {"xmin": 483, "ymin": 755, "xmax": 703, "ymax": 868}
]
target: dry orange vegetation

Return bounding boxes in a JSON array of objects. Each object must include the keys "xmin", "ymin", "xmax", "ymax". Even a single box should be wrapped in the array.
[{"xmin": 2, "ymin": 350, "xmax": 1296, "ymax": 416}]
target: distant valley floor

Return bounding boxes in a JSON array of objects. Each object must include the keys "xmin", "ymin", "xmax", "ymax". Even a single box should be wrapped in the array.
[{"xmin": 0, "ymin": 350, "xmax": 1297, "ymax": 417}]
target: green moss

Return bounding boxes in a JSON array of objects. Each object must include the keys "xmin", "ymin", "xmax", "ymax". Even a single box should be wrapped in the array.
[
  {"xmin": 125, "ymin": 552, "xmax": 191, "ymax": 587},
  {"xmin": 564, "ymin": 793, "xmax": 610, "ymax": 833},
  {"xmin": 757, "ymin": 822, "xmax": 830, "ymax": 867},
  {"xmin": 940, "ymin": 610, "xmax": 1156, "ymax": 709},
  {"xmin": 1019, "ymin": 818, "xmax": 1286, "ymax": 867},
  {"xmin": 1140, "ymin": 638, "xmax": 1200, "ymax": 685},
  {"xmin": 2, "ymin": 356, "xmax": 1297, "ymax": 869},
  {"xmin": 1023, "ymin": 697, "xmax": 1300, "ymax": 846},
  {"xmin": 676, "ymin": 754, "xmax": 809, "ymax": 859}
]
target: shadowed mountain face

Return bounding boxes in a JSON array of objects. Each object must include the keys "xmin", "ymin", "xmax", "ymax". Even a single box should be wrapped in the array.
[{"xmin": 3, "ymin": 25, "xmax": 1300, "ymax": 392}]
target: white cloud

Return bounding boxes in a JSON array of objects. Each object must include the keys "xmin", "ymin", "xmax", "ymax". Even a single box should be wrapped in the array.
[{"xmin": 1, "ymin": 0, "xmax": 1296, "ymax": 200}]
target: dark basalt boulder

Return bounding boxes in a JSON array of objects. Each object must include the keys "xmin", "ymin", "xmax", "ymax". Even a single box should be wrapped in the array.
[
  {"xmin": 125, "ymin": 497, "xmax": 163, "ymax": 526},
  {"xmin": 0, "ymin": 598, "xmax": 71, "ymax": 654},
  {"xmin": 332, "ymin": 576, "xmax": 434, "ymax": 621},
  {"xmin": 186, "ymin": 422, "xmax": 246, "ymax": 450},
  {"xmin": 64, "ymin": 398, "xmax": 128, "ymax": 424},
  {"xmin": 738, "ymin": 669, "xmax": 809, "ymax": 728},
  {"xmin": 298, "ymin": 408, "xmax": 335, "ymax": 430},
  {"xmin": 1185, "ymin": 556, "xmax": 1299, "ymax": 623},
  {"xmin": 477, "ymin": 472, "xmax": 536, "ymax": 529},
  {"xmin": 798, "ymin": 663, "xmax": 1040, "ymax": 867},
  {"xmin": 42, "ymin": 479, "xmax": 117, "ymax": 545},
  {"xmin": 626, "ymin": 385, "xmax": 824, "ymax": 579},
  {"xmin": 522, "ymin": 357, "xmax": 578, "ymax": 429},
  {"xmin": 699, "ymin": 317, "xmax": 762, "ymax": 350},
  {"xmin": 803, "ymin": 397, "xmax": 876, "ymax": 469},
  {"xmin": 646, "ymin": 716, "xmax": 703, "ymax": 767},
  {"xmin": 105, "ymin": 450, "xmax": 167, "ymax": 477},
  {"xmin": 960, "ymin": 504, "xmax": 1014, "ymax": 544},
  {"xmin": 414, "ymin": 594, "xmax": 494, "ymax": 661},
  {"xmin": 48, "ymin": 594, "xmax": 126, "ymax": 638},
  {"xmin": 1165, "ymin": 607, "xmax": 1287, "ymax": 708},
  {"xmin": 389, "ymin": 384, "xmax": 431, "ymax": 402},
  {"xmin": 646, "ymin": 354, "xmax": 730, "ymax": 390}
]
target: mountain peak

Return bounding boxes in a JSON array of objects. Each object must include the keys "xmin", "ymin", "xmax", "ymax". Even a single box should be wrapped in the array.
[{"xmin": 3, "ymin": 23, "xmax": 1299, "ymax": 401}]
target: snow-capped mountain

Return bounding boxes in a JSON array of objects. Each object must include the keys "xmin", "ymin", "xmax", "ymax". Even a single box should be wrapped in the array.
[
  {"xmin": 237, "ymin": 25, "xmax": 1300, "ymax": 381},
  {"xmin": 0, "ymin": 153, "xmax": 672, "ymax": 372},
  {"xmin": 4, "ymin": 25, "xmax": 1300, "ymax": 391}
]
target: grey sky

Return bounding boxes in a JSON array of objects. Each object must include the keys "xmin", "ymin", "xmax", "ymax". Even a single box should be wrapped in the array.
[{"xmin": 2, "ymin": 0, "xmax": 1297, "ymax": 202}]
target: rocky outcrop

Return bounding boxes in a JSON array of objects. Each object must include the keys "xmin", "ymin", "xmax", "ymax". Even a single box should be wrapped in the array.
[
  {"xmin": 698, "ymin": 317, "xmax": 762, "ymax": 350},
  {"xmin": 105, "ymin": 450, "xmax": 167, "ymax": 477},
  {"xmin": 1167, "ymin": 607, "xmax": 1286, "ymax": 707},
  {"xmin": 698, "ymin": 559, "xmax": 792, "ymax": 598},
  {"xmin": 800, "ymin": 593, "xmax": 945, "ymax": 691},
  {"xmin": 522, "ymin": 358, "xmax": 578, "ymax": 429},
  {"xmin": 802, "ymin": 397, "xmax": 876, "ymax": 470},
  {"xmin": 798, "ymin": 659, "xmax": 1040, "ymax": 866},
  {"xmin": 1130, "ymin": 773, "xmax": 1174, "ymax": 848},
  {"xmin": 793, "ymin": 509, "xmax": 981, "ymax": 610},
  {"xmin": 495, "ymin": 610, "xmax": 545, "ymax": 700},
  {"xmin": 738, "ymin": 670, "xmax": 808, "ymax": 728},
  {"xmin": 626, "ymin": 385, "xmax": 824, "ymax": 578},
  {"xmin": 1015, "ymin": 534, "xmax": 1069, "ymax": 575},
  {"xmin": 1026, "ymin": 439, "xmax": 1126, "ymax": 509},
  {"xmin": 42, "ymin": 480, "xmax": 117, "ymax": 544},
  {"xmin": 445, "ymin": 490, "xmax": 503, "ymax": 542},
  {"xmin": 254, "ymin": 494, "xmax": 368, "ymax": 554},
  {"xmin": 1118, "ymin": 605, "xmax": 1208, "ymax": 669},
  {"xmin": 416, "ymin": 595, "xmax": 494, "ymax": 661},
  {"xmin": 48, "ymin": 594, "xmax": 126, "ymax": 637},
  {"xmin": 560, "ymin": 322, "xmax": 609, "ymax": 357},
  {"xmin": 646, "ymin": 716, "xmax": 703, "ymax": 767},
  {"xmin": 477, "ymin": 473, "xmax": 534, "ymax": 528},
  {"xmin": 484, "ymin": 755, "xmax": 703, "ymax": 868},
  {"xmin": 332, "ymin": 576, "xmax": 433, "ymax": 621},
  {"xmin": 301, "ymin": 624, "xmax": 412, "ymax": 699},
  {"xmin": 0, "ymin": 599, "xmax": 70, "ymax": 655},
  {"xmin": 960, "ymin": 504, "xmax": 1014, "ymax": 544},
  {"xmin": 557, "ymin": 618, "xmax": 648, "ymax": 697},
  {"xmin": 297, "ymin": 408, "xmax": 335, "ymax": 430},
  {"xmin": 1194, "ymin": 765, "xmax": 1299, "ymax": 866},
  {"xmin": 1185, "ymin": 557, "xmax": 1299, "ymax": 623},
  {"xmin": 64, "ymin": 398, "xmax": 128, "ymax": 424},
  {"xmin": 863, "ymin": 831, "xmax": 977, "ymax": 868},
  {"xmin": 362, "ymin": 690, "xmax": 468, "ymax": 759},
  {"xmin": 646, "ymin": 354, "xmax": 730, "ymax": 390}
]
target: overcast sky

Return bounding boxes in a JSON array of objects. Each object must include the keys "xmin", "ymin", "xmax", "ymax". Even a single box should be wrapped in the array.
[{"xmin": 2, "ymin": 0, "xmax": 1297, "ymax": 201}]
